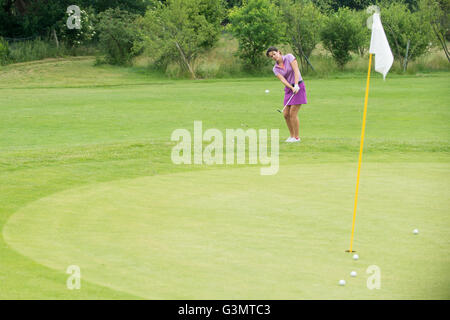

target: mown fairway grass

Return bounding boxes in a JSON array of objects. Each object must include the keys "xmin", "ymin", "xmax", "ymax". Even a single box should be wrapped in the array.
[{"xmin": 0, "ymin": 57, "xmax": 449, "ymax": 299}]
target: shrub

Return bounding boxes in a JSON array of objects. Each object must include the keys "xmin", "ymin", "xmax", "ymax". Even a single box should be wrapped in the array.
[
  {"xmin": 380, "ymin": 1, "xmax": 434, "ymax": 71},
  {"xmin": 279, "ymin": 0, "xmax": 325, "ymax": 72},
  {"xmin": 96, "ymin": 8, "xmax": 141, "ymax": 66},
  {"xmin": 0, "ymin": 37, "xmax": 9, "ymax": 65},
  {"xmin": 228, "ymin": 0, "xmax": 285, "ymax": 71},
  {"xmin": 59, "ymin": 6, "xmax": 97, "ymax": 48},
  {"xmin": 417, "ymin": 0, "xmax": 449, "ymax": 62},
  {"xmin": 136, "ymin": 0, "xmax": 225, "ymax": 78},
  {"xmin": 320, "ymin": 7, "xmax": 364, "ymax": 68},
  {"xmin": 354, "ymin": 9, "xmax": 371, "ymax": 57}
]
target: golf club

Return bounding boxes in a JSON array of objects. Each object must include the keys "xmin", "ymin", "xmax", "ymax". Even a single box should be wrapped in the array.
[{"xmin": 277, "ymin": 91, "xmax": 297, "ymax": 113}]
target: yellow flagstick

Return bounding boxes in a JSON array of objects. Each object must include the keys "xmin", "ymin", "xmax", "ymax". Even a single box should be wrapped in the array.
[{"xmin": 348, "ymin": 53, "xmax": 373, "ymax": 253}]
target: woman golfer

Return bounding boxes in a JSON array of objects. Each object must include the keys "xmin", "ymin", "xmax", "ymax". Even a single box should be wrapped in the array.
[{"xmin": 266, "ymin": 47, "xmax": 307, "ymax": 142}]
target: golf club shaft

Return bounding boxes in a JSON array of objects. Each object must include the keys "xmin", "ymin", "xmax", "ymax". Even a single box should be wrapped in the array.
[
  {"xmin": 283, "ymin": 93, "xmax": 296, "ymax": 111},
  {"xmin": 278, "ymin": 91, "xmax": 297, "ymax": 113}
]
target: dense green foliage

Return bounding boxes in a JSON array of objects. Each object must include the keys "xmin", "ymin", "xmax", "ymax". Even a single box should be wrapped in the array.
[
  {"xmin": 380, "ymin": 1, "xmax": 434, "ymax": 70},
  {"xmin": 311, "ymin": 0, "xmax": 419, "ymax": 11},
  {"xmin": 136, "ymin": 0, "xmax": 225, "ymax": 78},
  {"xmin": 279, "ymin": 0, "xmax": 325, "ymax": 71},
  {"xmin": 320, "ymin": 8, "xmax": 364, "ymax": 68},
  {"xmin": 0, "ymin": 36, "xmax": 9, "ymax": 65},
  {"xmin": 225, "ymin": 0, "xmax": 243, "ymax": 7},
  {"xmin": 96, "ymin": 8, "xmax": 142, "ymax": 65},
  {"xmin": 418, "ymin": 0, "xmax": 450, "ymax": 62},
  {"xmin": 59, "ymin": 6, "xmax": 97, "ymax": 48},
  {"xmin": 228, "ymin": 0, "xmax": 285, "ymax": 70},
  {"xmin": 0, "ymin": 0, "xmax": 447, "ymax": 73},
  {"xmin": 0, "ymin": 0, "xmax": 152, "ymax": 38}
]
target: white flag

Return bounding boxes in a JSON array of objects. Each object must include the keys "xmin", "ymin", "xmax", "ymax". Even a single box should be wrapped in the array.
[{"xmin": 369, "ymin": 13, "xmax": 393, "ymax": 80}]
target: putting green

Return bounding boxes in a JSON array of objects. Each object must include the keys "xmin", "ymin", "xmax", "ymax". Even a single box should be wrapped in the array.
[{"xmin": 3, "ymin": 163, "xmax": 449, "ymax": 299}]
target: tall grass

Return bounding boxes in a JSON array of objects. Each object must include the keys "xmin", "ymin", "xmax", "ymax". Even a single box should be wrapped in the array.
[
  {"xmin": 194, "ymin": 33, "xmax": 244, "ymax": 78},
  {"xmin": 135, "ymin": 34, "xmax": 449, "ymax": 79},
  {"xmin": 6, "ymin": 35, "xmax": 448, "ymax": 79},
  {"xmin": 132, "ymin": 33, "xmax": 273, "ymax": 79},
  {"xmin": 7, "ymin": 39, "xmax": 98, "ymax": 64}
]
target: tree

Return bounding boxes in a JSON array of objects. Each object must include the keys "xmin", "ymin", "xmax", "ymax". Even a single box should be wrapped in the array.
[
  {"xmin": 355, "ymin": 9, "xmax": 371, "ymax": 56},
  {"xmin": 225, "ymin": 0, "xmax": 243, "ymax": 8},
  {"xmin": 320, "ymin": 7, "xmax": 364, "ymax": 68},
  {"xmin": 380, "ymin": 1, "xmax": 434, "ymax": 70},
  {"xmin": 228, "ymin": 0, "xmax": 285, "ymax": 71},
  {"xmin": 0, "ymin": 0, "xmax": 74, "ymax": 38},
  {"xmin": 136, "ymin": 0, "xmax": 225, "ymax": 78},
  {"xmin": 0, "ymin": 0, "xmax": 23, "ymax": 37},
  {"xmin": 279, "ymin": 0, "xmax": 324, "ymax": 72},
  {"xmin": 0, "ymin": 1, "xmax": 152, "ymax": 38},
  {"xmin": 418, "ymin": 0, "xmax": 449, "ymax": 62},
  {"xmin": 311, "ymin": 0, "xmax": 419, "ymax": 11},
  {"xmin": 0, "ymin": 36, "xmax": 9, "ymax": 65},
  {"xmin": 97, "ymin": 8, "xmax": 141, "ymax": 65},
  {"xmin": 88, "ymin": 0, "xmax": 154, "ymax": 14},
  {"xmin": 59, "ymin": 6, "xmax": 96, "ymax": 48},
  {"xmin": 311, "ymin": 0, "xmax": 376, "ymax": 11}
]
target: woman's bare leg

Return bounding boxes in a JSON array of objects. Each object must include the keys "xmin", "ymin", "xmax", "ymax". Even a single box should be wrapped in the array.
[
  {"xmin": 283, "ymin": 107, "xmax": 294, "ymax": 138},
  {"xmin": 289, "ymin": 105, "xmax": 302, "ymax": 138}
]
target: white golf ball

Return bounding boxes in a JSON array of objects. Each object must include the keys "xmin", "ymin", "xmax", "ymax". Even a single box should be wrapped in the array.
[
  {"xmin": 265, "ymin": 89, "xmax": 270, "ymax": 93},
  {"xmin": 350, "ymin": 271, "xmax": 357, "ymax": 277},
  {"xmin": 413, "ymin": 229, "xmax": 419, "ymax": 235},
  {"xmin": 339, "ymin": 280, "xmax": 346, "ymax": 286},
  {"xmin": 353, "ymin": 254, "xmax": 359, "ymax": 260}
]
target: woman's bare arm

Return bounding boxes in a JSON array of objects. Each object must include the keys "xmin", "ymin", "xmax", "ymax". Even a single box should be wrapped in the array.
[
  {"xmin": 290, "ymin": 58, "xmax": 300, "ymax": 85},
  {"xmin": 276, "ymin": 73, "xmax": 294, "ymax": 92}
]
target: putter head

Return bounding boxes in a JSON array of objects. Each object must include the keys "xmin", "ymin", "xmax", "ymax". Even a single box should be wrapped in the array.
[{"xmin": 277, "ymin": 109, "xmax": 282, "ymax": 113}]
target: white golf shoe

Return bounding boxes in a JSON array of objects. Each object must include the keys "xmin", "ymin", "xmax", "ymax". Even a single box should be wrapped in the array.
[{"xmin": 285, "ymin": 137, "xmax": 295, "ymax": 142}]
